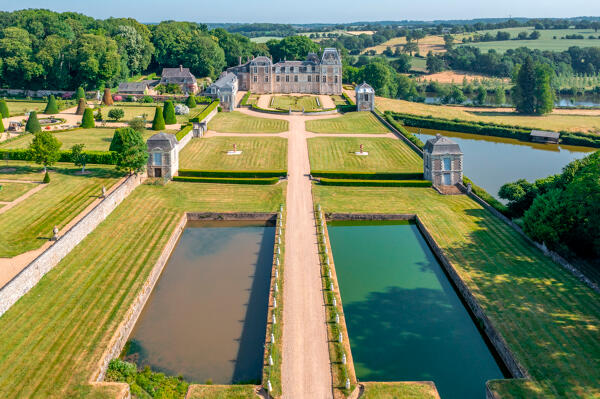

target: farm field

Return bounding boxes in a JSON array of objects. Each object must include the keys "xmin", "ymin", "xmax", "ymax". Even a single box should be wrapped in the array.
[
  {"xmin": 305, "ymin": 112, "xmax": 390, "ymax": 134},
  {"xmin": 363, "ymin": 35, "xmax": 447, "ymax": 55},
  {"xmin": 0, "ymin": 128, "xmax": 155, "ymax": 152},
  {"xmin": 307, "ymin": 137, "xmax": 422, "ymax": 173},
  {"xmin": 376, "ymin": 97, "xmax": 600, "ymax": 134},
  {"xmin": 3, "ymin": 101, "xmax": 48, "ymax": 116},
  {"xmin": 0, "ymin": 180, "xmax": 284, "ymax": 398},
  {"xmin": 271, "ymin": 95, "xmax": 320, "ymax": 111},
  {"xmin": 314, "ymin": 185, "xmax": 600, "ymax": 399},
  {"xmin": 249, "ymin": 36, "xmax": 281, "ymax": 43},
  {"xmin": 208, "ymin": 111, "xmax": 289, "ymax": 133},
  {"xmin": 0, "ymin": 182, "xmax": 36, "ymax": 202},
  {"xmin": 0, "ymin": 161, "xmax": 122, "ymax": 257},
  {"xmin": 179, "ymin": 136, "xmax": 288, "ymax": 171}
]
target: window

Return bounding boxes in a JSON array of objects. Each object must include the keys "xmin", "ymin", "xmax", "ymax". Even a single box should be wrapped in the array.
[
  {"xmin": 443, "ymin": 157, "xmax": 452, "ymax": 171},
  {"xmin": 253, "ymin": 76, "xmax": 257, "ymax": 83},
  {"xmin": 253, "ymin": 67, "xmax": 258, "ymax": 73},
  {"xmin": 294, "ymin": 75, "xmax": 298, "ymax": 82},
  {"xmin": 285, "ymin": 67, "xmax": 289, "ymax": 73},
  {"xmin": 265, "ymin": 76, "xmax": 269, "ymax": 82},
  {"xmin": 308, "ymin": 75, "xmax": 312, "ymax": 82},
  {"xmin": 275, "ymin": 67, "xmax": 280, "ymax": 73},
  {"xmin": 334, "ymin": 76, "xmax": 338, "ymax": 83},
  {"xmin": 364, "ymin": 94, "xmax": 369, "ymax": 101},
  {"xmin": 307, "ymin": 65, "xmax": 311, "ymax": 72},
  {"xmin": 153, "ymin": 152, "xmax": 162, "ymax": 166},
  {"xmin": 322, "ymin": 76, "xmax": 327, "ymax": 83},
  {"xmin": 276, "ymin": 75, "xmax": 280, "ymax": 82},
  {"xmin": 316, "ymin": 75, "xmax": 320, "ymax": 82},
  {"xmin": 285, "ymin": 75, "xmax": 289, "ymax": 82}
]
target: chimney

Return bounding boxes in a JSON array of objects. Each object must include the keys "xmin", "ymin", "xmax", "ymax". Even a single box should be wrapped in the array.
[{"xmin": 179, "ymin": 65, "xmax": 183, "ymax": 72}]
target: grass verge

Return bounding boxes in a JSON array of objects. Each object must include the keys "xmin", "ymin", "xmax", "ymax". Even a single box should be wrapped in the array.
[
  {"xmin": 208, "ymin": 111, "xmax": 288, "ymax": 133},
  {"xmin": 306, "ymin": 112, "xmax": 390, "ymax": 134}
]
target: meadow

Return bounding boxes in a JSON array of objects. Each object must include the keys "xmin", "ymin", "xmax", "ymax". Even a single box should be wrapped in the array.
[
  {"xmin": 208, "ymin": 111, "xmax": 289, "ymax": 133},
  {"xmin": 179, "ymin": 136, "xmax": 288, "ymax": 171},
  {"xmin": 0, "ymin": 180, "xmax": 284, "ymax": 398},
  {"xmin": 314, "ymin": 185, "xmax": 600, "ymax": 399},
  {"xmin": 307, "ymin": 137, "xmax": 422, "ymax": 173},
  {"xmin": 305, "ymin": 112, "xmax": 390, "ymax": 134},
  {"xmin": 0, "ymin": 161, "xmax": 122, "ymax": 257}
]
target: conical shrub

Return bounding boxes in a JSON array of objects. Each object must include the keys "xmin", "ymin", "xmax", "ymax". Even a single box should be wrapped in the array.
[
  {"xmin": 25, "ymin": 111, "xmax": 41, "ymax": 133},
  {"xmin": 44, "ymin": 95, "xmax": 59, "ymax": 114},
  {"xmin": 102, "ymin": 88, "xmax": 114, "ymax": 106},
  {"xmin": 163, "ymin": 100, "xmax": 176, "ymax": 124},
  {"xmin": 75, "ymin": 98, "xmax": 87, "ymax": 115},
  {"xmin": 152, "ymin": 106, "xmax": 165, "ymax": 130},
  {"xmin": 43, "ymin": 171, "xmax": 50, "ymax": 184},
  {"xmin": 81, "ymin": 108, "xmax": 95, "ymax": 128},
  {"xmin": 0, "ymin": 117, "xmax": 4, "ymax": 133},
  {"xmin": 75, "ymin": 87, "xmax": 86, "ymax": 102},
  {"xmin": 186, "ymin": 95, "xmax": 196, "ymax": 108},
  {"xmin": 0, "ymin": 99, "xmax": 9, "ymax": 118}
]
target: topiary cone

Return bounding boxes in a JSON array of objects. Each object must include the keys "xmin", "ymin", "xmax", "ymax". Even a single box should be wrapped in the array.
[
  {"xmin": 152, "ymin": 106, "xmax": 165, "ymax": 130},
  {"xmin": 75, "ymin": 98, "xmax": 87, "ymax": 115},
  {"xmin": 44, "ymin": 95, "xmax": 59, "ymax": 114},
  {"xmin": 0, "ymin": 116, "xmax": 4, "ymax": 133},
  {"xmin": 25, "ymin": 111, "xmax": 41, "ymax": 133},
  {"xmin": 81, "ymin": 108, "xmax": 95, "ymax": 128},
  {"xmin": 102, "ymin": 88, "xmax": 114, "ymax": 106},
  {"xmin": 0, "ymin": 99, "xmax": 9, "ymax": 118},
  {"xmin": 163, "ymin": 100, "xmax": 176, "ymax": 124}
]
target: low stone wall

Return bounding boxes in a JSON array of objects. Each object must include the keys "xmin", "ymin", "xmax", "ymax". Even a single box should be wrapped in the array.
[
  {"xmin": 187, "ymin": 212, "xmax": 277, "ymax": 221},
  {"xmin": 327, "ymin": 213, "xmax": 415, "ymax": 221},
  {"xmin": 371, "ymin": 111, "xmax": 424, "ymax": 155},
  {"xmin": 0, "ymin": 174, "xmax": 142, "ymax": 317}
]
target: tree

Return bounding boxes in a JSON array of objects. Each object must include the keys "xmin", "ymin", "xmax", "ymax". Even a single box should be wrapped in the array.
[
  {"xmin": 94, "ymin": 107, "xmax": 103, "ymax": 121},
  {"xmin": 112, "ymin": 127, "xmax": 148, "ymax": 174},
  {"xmin": 402, "ymin": 41, "xmax": 418, "ymax": 56},
  {"xmin": 266, "ymin": 36, "xmax": 319, "ymax": 61},
  {"xmin": 75, "ymin": 97, "xmax": 87, "ymax": 115},
  {"xmin": 25, "ymin": 111, "xmax": 41, "ymax": 133},
  {"xmin": 44, "ymin": 95, "xmax": 59, "ymax": 114},
  {"xmin": 443, "ymin": 34, "xmax": 454, "ymax": 50},
  {"xmin": 534, "ymin": 64, "xmax": 554, "ymax": 115},
  {"xmin": 113, "ymin": 24, "xmax": 154, "ymax": 76},
  {"xmin": 493, "ymin": 87, "xmax": 506, "ymax": 105},
  {"xmin": 0, "ymin": 99, "xmax": 9, "ymax": 118},
  {"xmin": 475, "ymin": 86, "xmax": 487, "ymax": 105},
  {"xmin": 0, "ymin": 116, "xmax": 4, "ymax": 133},
  {"xmin": 128, "ymin": 116, "xmax": 146, "ymax": 133},
  {"xmin": 163, "ymin": 100, "xmax": 176, "ymax": 124},
  {"xmin": 186, "ymin": 95, "xmax": 196, "ymax": 108},
  {"xmin": 108, "ymin": 108, "xmax": 125, "ymax": 121},
  {"xmin": 66, "ymin": 33, "xmax": 120, "ymax": 89},
  {"xmin": 426, "ymin": 52, "xmax": 445, "ymax": 73},
  {"xmin": 81, "ymin": 108, "xmax": 95, "ymax": 128},
  {"xmin": 28, "ymin": 130, "xmax": 61, "ymax": 172},
  {"xmin": 71, "ymin": 143, "xmax": 87, "ymax": 173},
  {"xmin": 512, "ymin": 57, "xmax": 536, "ymax": 114},
  {"xmin": 75, "ymin": 86, "xmax": 86, "ymax": 102},
  {"xmin": 151, "ymin": 106, "xmax": 165, "ymax": 130},
  {"xmin": 391, "ymin": 53, "xmax": 411, "ymax": 73},
  {"xmin": 0, "ymin": 27, "xmax": 43, "ymax": 88},
  {"xmin": 499, "ymin": 179, "xmax": 540, "ymax": 217},
  {"xmin": 102, "ymin": 88, "xmax": 114, "ymax": 106}
]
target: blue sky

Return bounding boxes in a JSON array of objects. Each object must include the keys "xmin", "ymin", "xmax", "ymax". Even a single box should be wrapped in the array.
[{"xmin": 3, "ymin": 0, "xmax": 600, "ymax": 23}]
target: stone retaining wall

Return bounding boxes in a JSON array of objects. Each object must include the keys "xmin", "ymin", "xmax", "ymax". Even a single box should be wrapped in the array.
[
  {"xmin": 302, "ymin": 109, "xmax": 337, "ymax": 116},
  {"xmin": 0, "ymin": 174, "xmax": 142, "ymax": 317},
  {"xmin": 372, "ymin": 111, "xmax": 424, "ymax": 155}
]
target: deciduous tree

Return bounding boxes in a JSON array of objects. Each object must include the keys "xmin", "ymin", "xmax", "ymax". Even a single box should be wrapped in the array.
[{"xmin": 28, "ymin": 130, "xmax": 61, "ymax": 172}]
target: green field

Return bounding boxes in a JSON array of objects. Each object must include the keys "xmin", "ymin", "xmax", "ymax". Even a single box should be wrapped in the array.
[
  {"xmin": 0, "ymin": 128, "xmax": 155, "ymax": 152},
  {"xmin": 361, "ymin": 382, "xmax": 439, "ymax": 399},
  {"xmin": 314, "ymin": 185, "xmax": 600, "ymax": 399},
  {"xmin": 249, "ymin": 36, "xmax": 282, "ymax": 43},
  {"xmin": 271, "ymin": 95, "xmax": 321, "ymax": 111},
  {"xmin": 0, "ymin": 180, "xmax": 284, "ymax": 398},
  {"xmin": 0, "ymin": 161, "xmax": 122, "ymax": 257},
  {"xmin": 460, "ymin": 27, "xmax": 600, "ymax": 53},
  {"xmin": 208, "ymin": 111, "xmax": 289, "ymax": 133},
  {"xmin": 187, "ymin": 385, "xmax": 257, "ymax": 399},
  {"xmin": 0, "ymin": 182, "xmax": 36, "ymax": 202},
  {"xmin": 306, "ymin": 112, "xmax": 390, "ymax": 134},
  {"xmin": 307, "ymin": 137, "xmax": 422, "ymax": 173},
  {"xmin": 4, "ymin": 101, "xmax": 47, "ymax": 116},
  {"xmin": 179, "ymin": 137, "xmax": 288, "ymax": 171}
]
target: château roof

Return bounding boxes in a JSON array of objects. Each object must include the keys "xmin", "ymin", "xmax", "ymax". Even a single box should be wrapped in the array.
[
  {"xmin": 161, "ymin": 66, "xmax": 195, "ymax": 79},
  {"xmin": 356, "ymin": 82, "xmax": 374, "ymax": 93},
  {"xmin": 147, "ymin": 132, "xmax": 178, "ymax": 151},
  {"xmin": 424, "ymin": 134, "xmax": 462, "ymax": 155}
]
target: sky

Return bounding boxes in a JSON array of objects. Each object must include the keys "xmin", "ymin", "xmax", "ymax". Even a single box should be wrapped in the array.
[{"xmin": 2, "ymin": 0, "xmax": 600, "ymax": 23}]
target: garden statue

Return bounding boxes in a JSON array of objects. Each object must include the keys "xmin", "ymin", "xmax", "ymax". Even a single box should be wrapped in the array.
[
  {"xmin": 52, "ymin": 226, "xmax": 59, "ymax": 241},
  {"xmin": 101, "ymin": 186, "xmax": 106, "ymax": 198},
  {"xmin": 467, "ymin": 183, "xmax": 472, "ymax": 194}
]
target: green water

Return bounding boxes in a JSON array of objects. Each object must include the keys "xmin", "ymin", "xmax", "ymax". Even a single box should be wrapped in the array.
[{"xmin": 328, "ymin": 221, "xmax": 504, "ymax": 399}]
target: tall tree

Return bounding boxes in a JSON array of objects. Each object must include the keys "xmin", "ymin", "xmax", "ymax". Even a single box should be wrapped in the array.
[
  {"xmin": 0, "ymin": 27, "xmax": 43, "ymax": 88},
  {"xmin": 66, "ymin": 33, "xmax": 120, "ymax": 89},
  {"xmin": 266, "ymin": 36, "xmax": 319, "ymax": 61},
  {"xmin": 70, "ymin": 143, "xmax": 87, "ymax": 173},
  {"xmin": 151, "ymin": 106, "xmax": 165, "ymax": 130},
  {"xmin": 512, "ymin": 57, "xmax": 537, "ymax": 114},
  {"xmin": 534, "ymin": 64, "xmax": 554, "ymax": 115},
  {"xmin": 29, "ymin": 131, "xmax": 62, "ymax": 172},
  {"xmin": 44, "ymin": 95, "xmax": 59, "ymax": 114},
  {"xmin": 112, "ymin": 127, "xmax": 148, "ymax": 174}
]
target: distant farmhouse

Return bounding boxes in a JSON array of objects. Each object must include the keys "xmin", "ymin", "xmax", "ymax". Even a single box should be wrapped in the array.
[
  {"xmin": 118, "ymin": 65, "xmax": 198, "ymax": 96},
  {"xmin": 227, "ymin": 48, "xmax": 342, "ymax": 95},
  {"xmin": 117, "ymin": 80, "xmax": 158, "ymax": 96}
]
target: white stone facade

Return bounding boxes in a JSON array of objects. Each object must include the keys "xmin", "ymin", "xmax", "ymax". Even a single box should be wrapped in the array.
[{"xmin": 355, "ymin": 82, "xmax": 375, "ymax": 111}]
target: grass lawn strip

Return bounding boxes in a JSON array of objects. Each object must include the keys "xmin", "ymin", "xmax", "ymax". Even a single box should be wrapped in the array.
[
  {"xmin": 0, "ymin": 181, "xmax": 284, "ymax": 398},
  {"xmin": 361, "ymin": 381, "xmax": 439, "ymax": 399},
  {"xmin": 313, "ymin": 185, "xmax": 600, "ymax": 399},
  {"xmin": 0, "ymin": 161, "xmax": 122, "ymax": 258},
  {"xmin": 186, "ymin": 385, "xmax": 258, "ymax": 399},
  {"xmin": 0, "ymin": 181, "xmax": 37, "ymax": 202},
  {"xmin": 271, "ymin": 95, "xmax": 320, "ymax": 112},
  {"xmin": 208, "ymin": 111, "xmax": 288, "ymax": 133},
  {"xmin": 307, "ymin": 137, "xmax": 422, "ymax": 173},
  {"xmin": 306, "ymin": 112, "xmax": 390, "ymax": 134},
  {"xmin": 4, "ymin": 101, "xmax": 47, "ymax": 116},
  {"xmin": 179, "ymin": 137, "xmax": 287, "ymax": 171}
]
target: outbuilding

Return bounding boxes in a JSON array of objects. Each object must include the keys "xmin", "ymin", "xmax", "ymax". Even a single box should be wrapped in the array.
[
  {"xmin": 423, "ymin": 134, "xmax": 463, "ymax": 187},
  {"xmin": 355, "ymin": 82, "xmax": 375, "ymax": 112},
  {"xmin": 146, "ymin": 132, "xmax": 179, "ymax": 179},
  {"xmin": 530, "ymin": 130, "xmax": 560, "ymax": 144}
]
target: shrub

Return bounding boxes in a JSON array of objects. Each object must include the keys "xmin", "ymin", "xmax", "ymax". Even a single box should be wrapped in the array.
[
  {"xmin": 126, "ymin": 95, "xmax": 136, "ymax": 102},
  {"xmin": 318, "ymin": 178, "xmax": 432, "ymax": 187},
  {"xmin": 178, "ymin": 169, "xmax": 287, "ymax": 178},
  {"xmin": 0, "ymin": 99, "xmax": 10, "ymax": 118},
  {"xmin": 42, "ymin": 171, "xmax": 50, "ymax": 183},
  {"xmin": 75, "ymin": 98, "xmax": 87, "ymax": 115},
  {"xmin": 108, "ymin": 108, "xmax": 125, "ymax": 121},
  {"xmin": 175, "ymin": 104, "xmax": 189, "ymax": 115},
  {"xmin": 61, "ymin": 92, "xmax": 72, "ymax": 100},
  {"xmin": 0, "ymin": 149, "xmax": 117, "ymax": 165},
  {"xmin": 186, "ymin": 95, "xmax": 196, "ymax": 108},
  {"xmin": 173, "ymin": 175, "xmax": 280, "ymax": 185},
  {"xmin": 128, "ymin": 116, "xmax": 146, "ymax": 133},
  {"xmin": 94, "ymin": 107, "xmax": 103, "ymax": 121},
  {"xmin": 0, "ymin": 117, "xmax": 4, "ymax": 133},
  {"xmin": 44, "ymin": 95, "xmax": 59, "ymax": 114},
  {"xmin": 113, "ymin": 95, "xmax": 123, "ymax": 102},
  {"xmin": 75, "ymin": 87, "xmax": 86, "ymax": 101},
  {"xmin": 152, "ymin": 106, "xmax": 165, "ymax": 130},
  {"xmin": 311, "ymin": 171, "xmax": 423, "ymax": 180},
  {"xmin": 342, "ymin": 91, "xmax": 355, "ymax": 106},
  {"xmin": 81, "ymin": 108, "xmax": 95, "ymax": 128},
  {"xmin": 25, "ymin": 111, "xmax": 42, "ymax": 133},
  {"xmin": 163, "ymin": 100, "xmax": 176, "ymax": 124},
  {"xmin": 195, "ymin": 95, "xmax": 213, "ymax": 104},
  {"xmin": 102, "ymin": 88, "xmax": 113, "ymax": 106},
  {"xmin": 463, "ymin": 176, "xmax": 509, "ymax": 215},
  {"xmin": 140, "ymin": 95, "xmax": 154, "ymax": 103},
  {"xmin": 240, "ymin": 91, "xmax": 251, "ymax": 106}
]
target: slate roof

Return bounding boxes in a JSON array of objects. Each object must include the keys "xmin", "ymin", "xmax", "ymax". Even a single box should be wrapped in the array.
[
  {"xmin": 212, "ymin": 72, "xmax": 237, "ymax": 89},
  {"xmin": 424, "ymin": 134, "xmax": 462, "ymax": 155},
  {"xmin": 147, "ymin": 132, "xmax": 178, "ymax": 151},
  {"xmin": 531, "ymin": 130, "xmax": 560, "ymax": 139},
  {"xmin": 117, "ymin": 80, "xmax": 158, "ymax": 93},
  {"xmin": 356, "ymin": 82, "xmax": 374, "ymax": 93},
  {"xmin": 161, "ymin": 67, "xmax": 195, "ymax": 79}
]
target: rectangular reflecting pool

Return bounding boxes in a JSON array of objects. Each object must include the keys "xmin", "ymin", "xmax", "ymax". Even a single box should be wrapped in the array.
[
  {"xmin": 328, "ymin": 220, "xmax": 505, "ymax": 399},
  {"xmin": 123, "ymin": 220, "xmax": 275, "ymax": 384}
]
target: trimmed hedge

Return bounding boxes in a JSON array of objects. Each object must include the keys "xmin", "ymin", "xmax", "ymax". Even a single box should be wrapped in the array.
[
  {"xmin": 336, "ymin": 104, "xmax": 356, "ymax": 113},
  {"xmin": 251, "ymin": 104, "xmax": 289, "ymax": 114},
  {"xmin": 342, "ymin": 91, "xmax": 355, "ymax": 106},
  {"xmin": 383, "ymin": 113, "xmax": 425, "ymax": 149},
  {"xmin": 311, "ymin": 170, "xmax": 423, "ymax": 180},
  {"xmin": 179, "ymin": 169, "xmax": 287, "ymax": 178},
  {"xmin": 0, "ymin": 149, "xmax": 117, "ymax": 165},
  {"xmin": 304, "ymin": 108, "xmax": 337, "ymax": 114},
  {"xmin": 190, "ymin": 100, "xmax": 220, "ymax": 122},
  {"xmin": 175, "ymin": 124, "xmax": 192, "ymax": 141},
  {"xmin": 319, "ymin": 178, "xmax": 432, "ymax": 187},
  {"xmin": 240, "ymin": 91, "xmax": 252, "ymax": 106},
  {"xmin": 173, "ymin": 175, "xmax": 280, "ymax": 185},
  {"xmin": 463, "ymin": 175, "xmax": 509, "ymax": 215}
]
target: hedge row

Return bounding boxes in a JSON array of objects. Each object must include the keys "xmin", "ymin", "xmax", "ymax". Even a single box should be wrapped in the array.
[
  {"xmin": 311, "ymin": 170, "xmax": 423, "ymax": 180},
  {"xmin": 175, "ymin": 124, "xmax": 193, "ymax": 141},
  {"xmin": 173, "ymin": 175, "xmax": 279, "ymax": 185},
  {"xmin": 190, "ymin": 100, "xmax": 220, "ymax": 122},
  {"xmin": 251, "ymin": 104, "xmax": 289, "ymax": 114},
  {"xmin": 303, "ymin": 108, "xmax": 337, "ymax": 114},
  {"xmin": 179, "ymin": 169, "xmax": 287, "ymax": 178},
  {"xmin": 336, "ymin": 104, "xmax": 356, "ymax": 113},
  {"xmin": 240, "ymin": 91, "xmax": 252, "ymax": 106},
  {"xmin": 463, "ymin": 176, "xmax": 509, "ymax": 215},
  {"xmin": 342, "ymin": 92, "xmax": 355, "ymax": 106},
  {"xmin": 382, "ymin": 113, "xmax": 425, "ymax": 149},
  {"xmin": 319, "ymin": 178, "xmax": 432, "ymax": 187},
  {"xmin": 0, "ymin": 149, "xmax": 117, "ymax": 164}
]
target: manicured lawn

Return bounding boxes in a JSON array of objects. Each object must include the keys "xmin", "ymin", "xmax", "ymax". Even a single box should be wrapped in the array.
[
  {"xmin": 271, "ymin": 95, "xmax": 320, "ymax": 111},
  {"xmin": 179, "ymin": 137, "xmax": 287, "ymax": 171},
  {"xmin": 314, "ymin": 185, "xmax": 600, "ymax": 399},
  {"xmin": 0, "ymin": 161, "xmax": 123, "ymax": 257},
  {"xmin": 208, "ymin": 111, "xmax": 288, "ymax": 133},
  {"xmin": 4, "ymin": 101, "xmax": 47, "ymax": 116},
  {"xmin": 307, "ymin": 137, "xmax": 422, "ymax": 173},
  {"xmin": 0, "ymin": 180, "xmax": 284, "ymax": 398},
  {"xmin": 187, "ymin": 385, "xmax": 258, "ymax": 399},
  {"xmin": 361, "ymin": 382, "xmax": 439, "ymax": 399},
  {"xmin": 376, "ymin": 97, "xmax": 600, "ymax": 134},
  {"xmin": 0, "ymin": 128, "xmax": 155, "ymax": 152},
  {"xmin": 306, "ymin": 112, "xmax": 390, "ymax": 134},
  {"xmin": 0, "ymin": 182, "xmax": 37, "ymax": 202},
  {"xmin": 102, "ymin": 105, "xmax": 157, "ymax": 122},
  {"xmin": 330, "ymin": 95, "xmax": 347, "ymax": 106}
]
